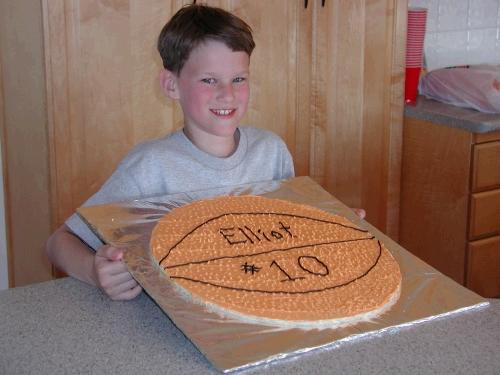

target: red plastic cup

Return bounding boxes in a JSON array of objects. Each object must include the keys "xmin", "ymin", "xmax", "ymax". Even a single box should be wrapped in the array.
[
  {"xmin": 406, "ymin": 7, "xmax": 427, "ymax": 72},
  {"xmin": 405, "ymin": 67, "xmax": 421, "ymax": 104}
]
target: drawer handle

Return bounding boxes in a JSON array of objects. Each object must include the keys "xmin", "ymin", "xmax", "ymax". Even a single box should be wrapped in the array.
[{"xmin": 305, "ymin": 0, "xmax": 327, "ymax": 8}]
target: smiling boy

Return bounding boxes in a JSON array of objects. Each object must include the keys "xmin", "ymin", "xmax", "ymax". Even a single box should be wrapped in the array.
[
  {"xmin": 161, "ymin": 39, "xmax": 249, "ymax": 157},
  {"xmin": 46, "ymin": 4, "xmax": 295, "ymax": 300}
]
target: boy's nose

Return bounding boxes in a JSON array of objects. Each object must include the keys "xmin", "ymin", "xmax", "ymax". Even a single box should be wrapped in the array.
[{"xmin": 217, "ymin": 83, "xmax": 235, "ymax": 101}]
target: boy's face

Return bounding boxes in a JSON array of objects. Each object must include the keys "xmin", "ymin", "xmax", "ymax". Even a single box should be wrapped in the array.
[{"xmin": 163, "ymin": 40, "xmax": 250, "ymax": 140}]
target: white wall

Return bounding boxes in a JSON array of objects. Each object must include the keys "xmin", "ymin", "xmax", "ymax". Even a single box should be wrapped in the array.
[{"xmin": 409, "ymin": 0, "xmax": 500, "ymax": 70}]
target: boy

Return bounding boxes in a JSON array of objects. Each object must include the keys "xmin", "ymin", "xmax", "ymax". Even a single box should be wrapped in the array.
[{"xmin": 46, "ymin": 4, "xmax": 294, "ymax": 300}]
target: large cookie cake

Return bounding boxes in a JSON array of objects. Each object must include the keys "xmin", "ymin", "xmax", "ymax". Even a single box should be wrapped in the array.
[{"xmin": 151, "ymin": 195, "xmax": 401, "ymax": 328}]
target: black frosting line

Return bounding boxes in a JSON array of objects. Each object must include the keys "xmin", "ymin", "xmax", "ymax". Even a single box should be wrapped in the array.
[
  {"xmin": 169, "ymin": 240, "xmax": 383, "ymax": 294},
  {"xmin": 158, "ymin": 211, "xmax": 369, "ymax": 265},
  {"xmin": 298, "ymin": 256, "xmax": 329, "ymax": 276},
  {"xmin": 164, "ymin": 236, "xmax": 375, "ymax": 269}
]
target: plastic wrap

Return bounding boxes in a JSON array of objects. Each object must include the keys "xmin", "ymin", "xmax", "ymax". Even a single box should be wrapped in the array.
[
  {"xmin": 78, "ymin": 176, "xmax": 488, "ymax": 372},
  {"xmin": 419, "ymin": 65, "xmax": 500, "ymax": 114}
]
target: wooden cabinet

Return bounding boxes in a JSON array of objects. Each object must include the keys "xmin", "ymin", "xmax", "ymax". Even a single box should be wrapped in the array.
[
  {"xmin": 183, "ymin": 0, "xmax": 407, "ymax": 238},
  {"xmin": 303, "ymin": 0, "xmax": 406, "ymax": 238},
  {"xmin": 1, "ymin": 0, "xmax": 405, "ymax": 286},
  {"xmin": 0, "ymin": 0, "xmax": 52, "ymax": 286},
  {"xmin": 468, "ymin": 235, "xmax": 500, "ymax": 297},
  {"xmin": 400, "ymin": 117, "xmax": 500, "ymax": 297}
]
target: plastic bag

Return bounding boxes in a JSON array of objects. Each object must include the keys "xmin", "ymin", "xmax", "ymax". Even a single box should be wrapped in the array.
[{"xmin": 418, "ymin": 65, "xmax": 500, "ymax": 114}]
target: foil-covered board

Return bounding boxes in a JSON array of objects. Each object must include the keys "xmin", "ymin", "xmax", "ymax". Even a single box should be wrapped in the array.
[{"xmin": 78, "ymin": 176, "xmax": 488, "ymax": 372}]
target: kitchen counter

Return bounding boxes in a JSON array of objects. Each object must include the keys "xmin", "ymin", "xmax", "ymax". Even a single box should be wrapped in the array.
[
  {"xmin": 405, "ymin": 96, "xmax": 500, "ymax": 133},
  {"xmin": 1, "ymin": 277, "xmax": 499, "ymax": 374}
]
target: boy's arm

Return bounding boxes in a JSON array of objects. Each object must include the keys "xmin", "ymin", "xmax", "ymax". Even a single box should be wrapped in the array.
[
  {"xmin": 46, "ymin": 225, "xmax": 98, "ymax": 285},
  {"xmin": 46, "ymin": 225, "xmax": 142, "ymax": 300}
]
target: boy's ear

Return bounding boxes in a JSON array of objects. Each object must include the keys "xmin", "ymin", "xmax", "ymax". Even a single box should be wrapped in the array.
[{"xmin": 160, "ymin": 69, "xmax": 180, "ymax": 100}]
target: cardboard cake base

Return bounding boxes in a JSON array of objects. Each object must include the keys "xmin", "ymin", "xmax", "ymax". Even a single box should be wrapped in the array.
[{"xmin": 78, "ymin": 177, "xmax": 488, "ymax": 372}]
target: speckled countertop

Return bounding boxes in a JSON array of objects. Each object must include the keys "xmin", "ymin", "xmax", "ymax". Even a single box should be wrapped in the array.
[
  {"xmin": 405, "ymin": 96, "xmax": 500, "ymax": 133},
  {"xmin": 1, "ymin": 277, "xmax": 499, "ymax": 375}
]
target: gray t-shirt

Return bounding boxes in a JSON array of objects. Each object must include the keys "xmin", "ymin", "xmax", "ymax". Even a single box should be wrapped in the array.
[{"xmin": 66, "ymin": 126, "xmax": 295, "ymax": 249}]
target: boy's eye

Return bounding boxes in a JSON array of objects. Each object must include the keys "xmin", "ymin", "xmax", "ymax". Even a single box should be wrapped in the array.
[
  {"xmin": 201, "ymin": 78, "xmax": 216, "ymax": 85},
  {"xmin": 233, "ymin": 77, "xmax": 246, "ymax": 83}
]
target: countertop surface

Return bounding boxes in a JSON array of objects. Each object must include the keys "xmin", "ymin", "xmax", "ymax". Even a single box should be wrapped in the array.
[
  {"xmin": 405, "ymin": 96, "xmax": 500, "ymax": 133},
  {"xmin": 1, "ymin": 277, "xmax": 499, "ymax": 375}
]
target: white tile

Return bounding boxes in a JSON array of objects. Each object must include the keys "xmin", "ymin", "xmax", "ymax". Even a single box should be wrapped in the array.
[
  {"xmin": 426, "ymin": 30, "xmax": 469, "ymax": 69},
  {"xmin": 437, "ymin": 0, "xmax": 469, "ymax": 31},
  {"xmin": 495, "ymin": 28, "xmax": 500, "ymax": 62},
  {"xmin": 498, "ymin": 2, "xmax": 500, "ymax": 27},
  {"xmin": 498, "ymin": 1, "xmax": 500, "ymax": 28},
  {"xmin": 409, "ymin": 0, "xmax": 439, "ymax": 32},
  {"xmin": 408, "ymin": 0, "xmax": 430, "ymax": 7},
  {"xmin": 410, "ymin": 0, "xmax": 500, "ymax": 69},
  {"xmin": 423, "ymin": 33, "xmax": 439, "ymax": 68},
  {"xmin": 467, "ymin": 28, "xmax": 499, "ymax": 64},
  {"xmin": 427, "ymin": 2, "xmax": 440, "ymax": 32},
  {"xmin": 469, "ymin": 0, "xmax": 499, "ymax": 29},
  {"xmin": 436, "ymin": 30, "xmax": 469, "ymax": 50}
]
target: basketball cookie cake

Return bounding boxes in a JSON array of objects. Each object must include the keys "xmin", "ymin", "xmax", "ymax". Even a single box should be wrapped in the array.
[{"xmin": 150, "ymin": 195, "xmax": 401, "ymax": 328}]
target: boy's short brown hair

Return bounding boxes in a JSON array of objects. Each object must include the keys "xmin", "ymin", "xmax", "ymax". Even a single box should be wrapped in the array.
[{"xmin": 157, "ymin": 4, "xmax": 255, "ymax": 75}]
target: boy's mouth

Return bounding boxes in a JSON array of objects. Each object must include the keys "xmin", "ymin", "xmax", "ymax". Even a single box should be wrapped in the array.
[{"xmin": 211, "ymin": 109, "xmax": 235, "ymax": 117}]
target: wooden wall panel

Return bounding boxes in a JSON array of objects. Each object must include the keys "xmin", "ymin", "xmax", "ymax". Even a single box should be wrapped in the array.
[
  {"xmin": 0, "ymin": 37, "xmax": 6, "ymax": 288},
  {"xmin": 294, "ymin": 2, "xmax": 314, "ymax": 177},
  {"xmin": 43, "ymin": 0, "xmax": 305, "ymax": 231},
  {"xmin": 314, "ymin": 0, "xmax": 405, "ymax": 238},
  {"xmin": 43, "ymin": 0, "xmax": 182, "ymax": 229},
  {"xmin": 323, "ymin": 0, "xmax": 365, "ymax": 207},
  {"xmin": 230, "ymin": 0, "xmax": 300, "ymax": 148},
  {"xmin": 43, "ymin": 0, "xmax": 404, "ymax": 238},
  {"xmin": 1, "ymin": 0, "xmax": 405, "ymax": 285},
  {"xmin": 0, "ymin": 0, "xmax": 52, "ymax": 286},
  {"xmin": 399, "ymin": 118, "xmax": 472, "ymax": 283},
  {"xmin": 386, "ymin": 0, "xmax": 407, "ymax": 239},
  {"xmin": 363, "ymin": 0, "xmax": 392, "ymax": 231}
]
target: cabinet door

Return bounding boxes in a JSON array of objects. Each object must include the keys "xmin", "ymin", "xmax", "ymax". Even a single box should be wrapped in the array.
[
  {"xmin": 399, "ymin": 118, "xmax": 472, "ymax": 284},
  {"xmin": 468, "ymin": 236, "xmax": 500, "ymax": 298},
  {"xmin": 225, "ymin": 0, "xmax": 305, "ymax": 159},
  {"xmin": 44, "ymin": 0, "xmax": 404, "ymax": 236},
  {"xmin": 44, "ymin": 0, "xmax": 186, "ymax": 229},
  {"xmin": 0, "ymin": 0, "xmax": 52, "ymax": 286},
  {"xmin": 312, "ymin": 0, "xmax": 406, "ymax": 237},
  {"xmin": 7, "ymin": 0, "xmax": 403, "ymax": 285},
  {"xmin": 44, "ymin": 0, "xmax": 306, "ymax": 230}
]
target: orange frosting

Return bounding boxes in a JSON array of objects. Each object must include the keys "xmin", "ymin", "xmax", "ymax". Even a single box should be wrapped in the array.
[{"xmin": 151, "ymin": 196, "xmax": 401, "ymax": 327}]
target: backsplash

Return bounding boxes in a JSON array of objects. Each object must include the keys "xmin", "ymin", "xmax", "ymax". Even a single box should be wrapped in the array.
[{"xmin": 408, "ymin": 0, "xmax": 500, "ymax": 70}]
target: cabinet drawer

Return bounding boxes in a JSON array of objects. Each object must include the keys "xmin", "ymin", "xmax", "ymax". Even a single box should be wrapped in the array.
[
  {"xmin": 472, "ymin": 141, "xmax": 500, "ymax": 191},
  {"xmin": 467, "ymin": 235, "xmax": 500, "ymax": 297},
  {"xmin": 469, "ymin": 189, "xmax": 500, "ymax": 239}
]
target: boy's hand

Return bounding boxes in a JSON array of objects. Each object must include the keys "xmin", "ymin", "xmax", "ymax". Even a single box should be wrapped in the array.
[
  {"xmin": 94, "ymin": 245, "xmax": 142, "ymax": 301},
  {"xmin": 352, "ymin": 208, "xmax": 366, "ymax": 219}
]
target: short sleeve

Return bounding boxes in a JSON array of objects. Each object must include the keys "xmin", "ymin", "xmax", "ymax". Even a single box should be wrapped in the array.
[{"xmin": 65, "ymin": 164, "xmax": 142, "ymax": 250}]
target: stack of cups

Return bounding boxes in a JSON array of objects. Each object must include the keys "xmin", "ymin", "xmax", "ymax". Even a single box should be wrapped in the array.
[{"xmin": 405, "ymin": 7, "xmax": 427, "ymax": 104}]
